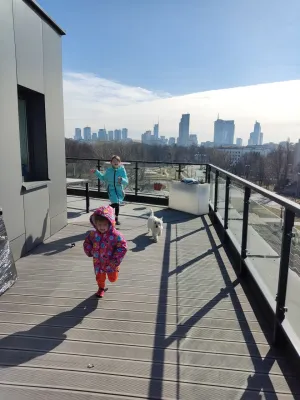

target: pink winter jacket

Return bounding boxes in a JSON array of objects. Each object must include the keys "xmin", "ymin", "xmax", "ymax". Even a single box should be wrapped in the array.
[{"xmin": 83, "ymin": 205, "xmax": 127, "ymax": 274}]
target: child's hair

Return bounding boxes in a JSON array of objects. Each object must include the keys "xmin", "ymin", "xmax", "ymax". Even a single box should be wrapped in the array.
[
  {"xmin": 94, "ymin": 214, "xmax": 110, "ymax": 224},
  {"xmin": 111, "ymin": 155, "xmax": 121, "ymax": 163}
]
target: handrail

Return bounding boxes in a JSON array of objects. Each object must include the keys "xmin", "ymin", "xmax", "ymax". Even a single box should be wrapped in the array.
[
  {"xmin": 209, "ymin": 164, "xmax": 300, "ymax": 214},
  {"xmin": 66, "ymin": 157, "xmax": 207, "ymax": 166}
]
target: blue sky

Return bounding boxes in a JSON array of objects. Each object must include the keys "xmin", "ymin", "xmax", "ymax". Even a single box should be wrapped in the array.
[
  {"xmin": 38, "ymin": 0, "xmax": 300, "ymax": 142},
  {"xmin": 39, "ymin": 0, "xmax": 299, "ymax": 95}
]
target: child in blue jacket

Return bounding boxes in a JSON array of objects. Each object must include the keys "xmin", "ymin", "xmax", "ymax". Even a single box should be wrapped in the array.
[{"xmin": 91, "ymin": 155, "xmax": 128, "ymax": 225}]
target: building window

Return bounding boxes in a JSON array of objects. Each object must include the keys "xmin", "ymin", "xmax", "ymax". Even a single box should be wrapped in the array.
[
  {"xmin": 18, "ymin": 98, "xmax": 30, "ymax": 178},
  {"xmin": 17, "ymin": 85, "xmax": 48, "ymax": 182}
]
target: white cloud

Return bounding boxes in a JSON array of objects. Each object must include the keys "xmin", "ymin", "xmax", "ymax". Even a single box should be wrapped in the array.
[{"xmin": 63, "ymin": 72, "xmax": 300, "ymax": 144}]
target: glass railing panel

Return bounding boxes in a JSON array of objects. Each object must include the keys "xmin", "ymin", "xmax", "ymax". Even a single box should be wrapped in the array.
[
  {"xmin": 216, "ymin": 174, "xmax": 226, "ymax": 222},
  {"xmin": 227, "ymin": 184, "xmax": 244, "ymax": 246},
  {"xmin": 136, "ymin": 163, "xmax": 178, "ymax": 198},
  {"xmin": 210, "ymin": 171, "xmax": 215, "ymax": 205},
  {"xmin": 285, "ymin": 212, "xmax": 300, "ymax": 344},
  {"xmin": 246, "ymin": 190, "xmax": 282, "ymax": 305},
  {"xmin": 66, "ymin": 159, "xmax": 96, "ymax": 189},
  {"xmin": 181, "ymin": 164, "xmax": 206, "ymax": 182}
]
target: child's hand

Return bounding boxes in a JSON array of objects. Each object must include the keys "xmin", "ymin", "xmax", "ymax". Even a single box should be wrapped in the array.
[
  {"xmin": 90, "ymin": 169, "xmax": 96, "ymax": 174},
  {"xmin": 118, "ymin": 176, "xmax": 122, "ymax": 184}
]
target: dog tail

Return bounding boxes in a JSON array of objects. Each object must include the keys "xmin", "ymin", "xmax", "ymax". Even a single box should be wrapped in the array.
[{"xmin": 149, "ymin": 208, "xmax": 154, "ymax": 216}]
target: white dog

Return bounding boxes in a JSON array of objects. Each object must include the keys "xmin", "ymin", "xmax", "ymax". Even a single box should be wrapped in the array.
[{"xmin": 147, "ymin": 209, "xmax": 163, "ymax": 242}]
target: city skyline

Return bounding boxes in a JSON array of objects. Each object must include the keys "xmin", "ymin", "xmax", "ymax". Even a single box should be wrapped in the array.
[
  {"xmin": 64, "ymin": 74, "xmax": 300, "ymax": 144},
  {"xmin": 74, "ymin": 116, "xmax": 272, "ymax": 149},
  {"xmin": 71, "ymin": 114, "xmax": 289, "ymax": 148},
  {"xmin": 74, "ymin": 126, "xmax": 131, "ymax": 142}
]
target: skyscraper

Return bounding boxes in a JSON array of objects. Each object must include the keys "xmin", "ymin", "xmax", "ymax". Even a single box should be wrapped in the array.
[
  {"xmin": 108, "ymin": 131, "xmax": 114, "ymax": 141},
  {"xmin": 98, "ymin": 129, "xmax": 107, "ymax": 141},
  {"xmin": 253, "ymin": 121, "xmax": 261, "ymax": 145},
  {"xmin": 236, "ymin": 138, "xmax": 243, "ymax": 146},
  {"xmin": 178, "ymin": 114, "xmax": 190, "ymax": 146},
  {"xmin": 153, "ymin": 123, "xmax": 159, "ymax": 140},
  {"xmin": 74, "ymin": 128, "xmax": 82, "ymax": 140},
  {"xmin": 169, "ymin": 137, "xmax": 176, "ymax": 146},
  {"xmin": 248, "ymin": 132, "xmax": 254, "ymax": 146},
  {"xmin": 83, "ymin": 126, "xmax": 92, "ymax": 141},
  {"xmin": 92, "ymin": 132, "xmax": 98, "ymax": 141},
  {"xmin": 122, "ymin": 128, "xmax": 128, "ymax": 141},
  {"xmin": 141, "ymin": 131, "xmax": 152, "ymax": 144},
  {"xmin": 248, "ymin": 121, "xmax": 263, "ymax": 146},
  {"xmin": 259, "ymin": 132, "xmax": 264, "ymax": 145},
  {"xmin": 114, "ymin": 129, "xmax": 121, "ymax": 141},
  {"xmin": 213, "ymin": 118, "xmax": 235, "ymax": 145},
  {"xmin": 189, "ymin": 134, "xmax": 198, "ymax": 146}
]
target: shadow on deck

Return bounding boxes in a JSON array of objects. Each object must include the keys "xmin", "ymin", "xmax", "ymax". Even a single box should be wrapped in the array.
[{"xmin": 0, "ymin": 198, "xmax": 299, "ymax": 399}]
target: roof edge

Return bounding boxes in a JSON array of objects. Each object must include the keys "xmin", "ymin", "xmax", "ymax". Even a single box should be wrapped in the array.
[{"xmin": 23, "ymin": 0, "xmax": 66, "ymax": 36}]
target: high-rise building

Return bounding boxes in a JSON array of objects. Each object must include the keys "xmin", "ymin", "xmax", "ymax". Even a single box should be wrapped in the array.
[
  {"xmin": 248, "ymin": 121, "xmax": 263, "ymax": 146},
  {"xmin": 98, "ymin": 129, "xmax": 107, "ymax": 141},
  {"xmin": 251, "ymin": 121, "xmax": 261, "ymax": 145},
  {"xmin": 259, "ymin": 132, "xmax": 264, "ymax": 145},
  {"xmin": 83, "ymin": 126, "xmax": 92, "ymax": 141},
  {"xmin": 141, "ymin": 130, "xmax": 152, "ymax": 144},
  {"xmin": 236, "ymin": 138, "xmax": 243, "ymax": 146},
  {"xmin": 114, "ymin": 129, "xmax": 122, "ymax": 141},
  {"xmin": 160, "ymin": 136, "xmax": 168, "ymax": 145},
  {"xmin": 121, "ymin": 128, "xmax": 128, "ymax": 141},
  {"xmin": 248, "ymin": 132, "xmax": 254, "ymax": 146},
  {"xmin": 189, "ymin": 134, "xmax": 198, "ymax": 146},
  {"xmin": 201, "ymin": 141, "xmax": 214, "ymax": 148},
  {"xmin": 92, "ymin": 132, "xmax": 98, "ymax": 141},
  {"xmin": 153, "ymin": 123, "xmax": 159, "ymax": 139},
  {"xmin": 213, "ymin": 118, "xmax": 235, "ymax": 145},
  {"xmin": 169, "ymin": 137, "xmax": 176, "ymax": 146},
  {"xmin": 108, "ymin": 131, "xmax": 114, "ymax": 141},
  {"xmin": 74, "ymin": 128, "xmax": 82, "ymax": 140},
  {"xmin": 253, "ymin": 121, "xmax": 261, "ymax": 145},
  {"xmin": 178, "ymin": 114, "xmax": 190, "ymax": 146}
]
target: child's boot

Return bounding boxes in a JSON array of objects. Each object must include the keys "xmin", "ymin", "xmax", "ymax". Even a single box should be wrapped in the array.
[{"xmin": 96, "ymin": 287, "xmax": 105, "ymax": 298}]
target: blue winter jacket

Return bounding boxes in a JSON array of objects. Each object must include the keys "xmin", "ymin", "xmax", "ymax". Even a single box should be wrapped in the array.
[{"xmin": 94, "ymin": 166, "xmax": 128, "ymax": 204}]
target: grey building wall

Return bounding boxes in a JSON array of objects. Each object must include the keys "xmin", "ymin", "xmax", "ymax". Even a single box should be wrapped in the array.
[{"xmin": 0, "ymin": 0, "xmax": 67, "ymax": 261}]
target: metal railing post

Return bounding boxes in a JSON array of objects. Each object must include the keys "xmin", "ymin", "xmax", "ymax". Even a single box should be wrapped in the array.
[
  {"xmin": 85, "ymin": 182, "xmax": 90, "ymax": 213},
  {"xmin": 273, "ymin": 208, "xmax": 295, "ymax": 345},
  {"xmin": 97, "ymin": 159, "xmax": 101, "ymax": 192},
  {"xmin": 224, "ymin": 176, "xmax": 231, "ymax": 230},
  {"xmin": 214, "ymin": 170, "xmax": 219, "ymax": 212},
  {"xmin": 240, "ymin": 186, "xmax": 251, "ymax": 275},
  {"xmin": 177, "ymin": 163, "xmax": 182, "ymax": 180},
  {"xmin": 134, "ymin": 161, "xmax": 139, "ymax": 197},
  {"xmin": 205, "ymin": 164, "xmax": 209, "ymax": 183},
  {"xmin": 207, "ymin": 165, "xmax": 211, "ymax": 184}
]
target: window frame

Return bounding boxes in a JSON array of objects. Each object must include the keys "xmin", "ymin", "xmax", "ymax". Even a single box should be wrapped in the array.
[{"xmin": 17, "ymin": 85, "xmax": 49, "ymax": 183}]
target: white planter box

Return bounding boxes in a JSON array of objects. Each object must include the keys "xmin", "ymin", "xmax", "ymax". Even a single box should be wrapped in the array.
[{"xmin": 169, "ymin": 181, "xmax": 210, "ymax": 215}]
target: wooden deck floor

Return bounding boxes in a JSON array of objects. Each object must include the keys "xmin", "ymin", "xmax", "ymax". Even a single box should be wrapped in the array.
[{"xmin": 0, "ymin": 199, "xmax": 299, "ymax": 399}]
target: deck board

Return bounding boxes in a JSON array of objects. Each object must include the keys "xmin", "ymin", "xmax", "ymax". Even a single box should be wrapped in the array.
[{"xmin": 0, "ymin": 200, "xmax": 299, "ymax": 399}]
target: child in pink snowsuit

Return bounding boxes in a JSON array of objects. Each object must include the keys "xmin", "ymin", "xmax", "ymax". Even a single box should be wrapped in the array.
[{"xmin": 83, "ymin": 205, "xmax": 127, "ymax": 298}]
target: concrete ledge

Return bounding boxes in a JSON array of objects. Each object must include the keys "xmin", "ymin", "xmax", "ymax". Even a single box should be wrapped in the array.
[{"xmin": 21, "ymin": 180, "xmax": 50, "ymax": 192}]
